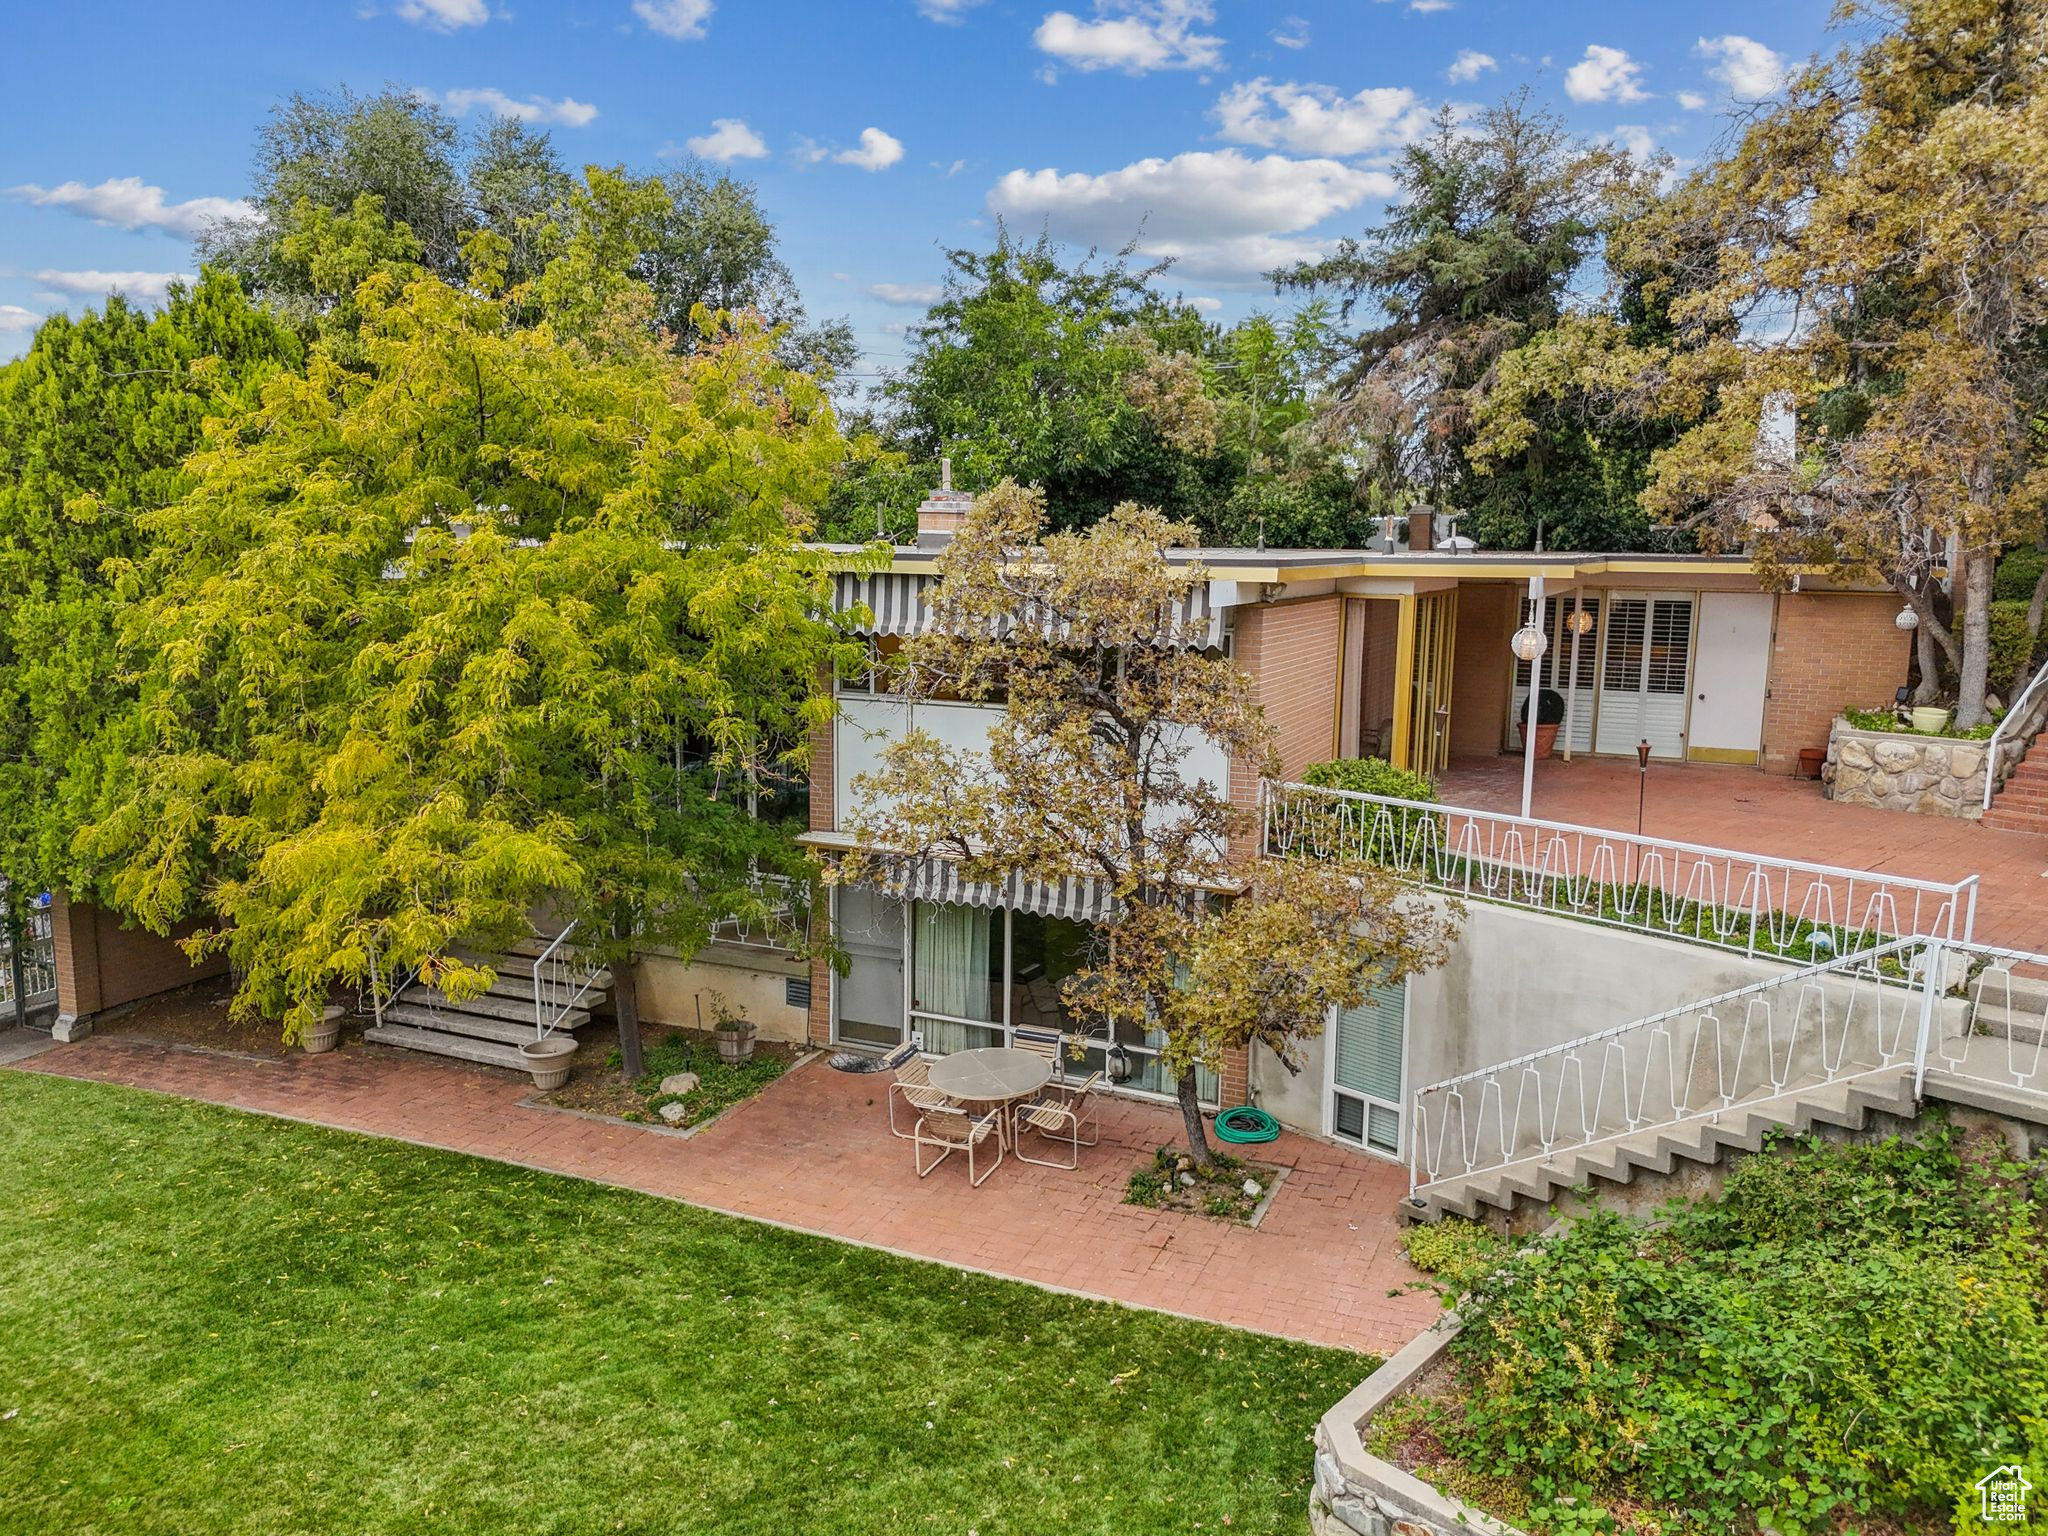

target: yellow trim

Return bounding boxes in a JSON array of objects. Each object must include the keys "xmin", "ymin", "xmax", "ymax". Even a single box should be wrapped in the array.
[
  {"xmin": 1687, "ymin": 746, "xmax": 1759, "ymax": 765},
  {"xmin": 1389, "ymin": 593, "xmax": 1417, "ymax": 770}
]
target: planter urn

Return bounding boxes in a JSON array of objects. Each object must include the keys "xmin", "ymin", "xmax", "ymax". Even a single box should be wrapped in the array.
[
  {"xmin": 519, "ymin": 1035, "xmax": 579, "ymax": 1091},
  {"xmin": 715, "ymin": 1023, "xmax": 758, "ymax": 1065},
  {"xmin": 302, "ymin": 1003, "xmax": 344, "ymax": 1055},
  {"xmin": 1518, "ymin": 721, "xmax": 1562, "ymax": 759},
  {"xmin": 1909, "ymin": 705, "xmax": 1953, "ymax": 735}
]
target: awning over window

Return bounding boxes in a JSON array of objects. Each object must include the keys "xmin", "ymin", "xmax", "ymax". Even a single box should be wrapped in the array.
[
  {"xmin": 834, "ymin": 571, "xmax": 1223, "ymax": 650},
  {"xmin": 864, "ymin": 856, "xmax": 1117, "ymax": 924}
]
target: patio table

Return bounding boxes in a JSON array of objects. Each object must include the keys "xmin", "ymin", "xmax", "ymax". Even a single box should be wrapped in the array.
[{"xmin": 925, "ymin": 1047, "xmax": 1054, "ymax": 1148}]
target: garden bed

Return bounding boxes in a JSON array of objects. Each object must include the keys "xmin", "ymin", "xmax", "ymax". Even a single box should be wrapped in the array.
[
  {"xmin": 545, "ymin": 1024, "xmax": 804, "ymax": 1129},
  {"xmin": 1378, "ymin": 1121, "xmax": 2048, "ymax": 1535},
  {"xmin": 1124, "ymin": 1144, "xmax": 1282, "ymax": 1224}
]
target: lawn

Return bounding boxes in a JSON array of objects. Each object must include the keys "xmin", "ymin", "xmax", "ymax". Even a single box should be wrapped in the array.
[{"xmin": 0, "ymin": 1070, "xmax": 1363, "ymax": 1535}]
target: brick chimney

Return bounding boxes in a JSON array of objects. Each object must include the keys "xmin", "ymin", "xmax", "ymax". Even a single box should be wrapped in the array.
[
  {"xmin": 915, "ymin": 458, "xmax": 974, "ymax": 548},
  {"xmin": 1407, "ymin": 506, "xmax": 1436, "ymax": 553}
]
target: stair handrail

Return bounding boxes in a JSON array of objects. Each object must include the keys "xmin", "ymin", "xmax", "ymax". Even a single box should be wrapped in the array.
[
  {"xmin": 1982, "ymin": 664, "xmax": 2048, "ymax": 811},
  {"xmin": 1407, "ymin": 933, "xmax": 1934, "ymax": 1198},
  {"xmin": 531, "ymin": 922, "xmax": 603, "ymax": 1041}
]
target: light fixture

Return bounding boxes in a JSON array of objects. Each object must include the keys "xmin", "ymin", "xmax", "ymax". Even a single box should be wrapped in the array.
[
  {"xmin": 1566, "ymin": 608, "xmax": 1596, "ymax": 636},
  {"xmin": 1895, "ymin": 605, "xmax": 1920, "ymax": 631},
  {"xmin": 1510, "ymin": 624, "xmax": 1550, "ymax": 663}
]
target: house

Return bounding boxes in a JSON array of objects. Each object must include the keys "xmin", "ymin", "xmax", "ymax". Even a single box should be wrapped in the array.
[{"xmin": 792, "ymin": 486, "xmax": 1928, "ymax": 1157}]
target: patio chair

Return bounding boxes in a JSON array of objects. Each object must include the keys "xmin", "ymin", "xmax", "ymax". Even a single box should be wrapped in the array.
[
  {"xmin": 1009, "ymin": 1026, "xmax": 1066, "ymax": 1083},
  {"xmin": 1012, "ymin": 1071, "xmax": 1104, "ymax": 1169},
  {"xmin": 912, "ymin": 1103, "xmax": 1006, "ymax": 1186},
  {"xmin": 876, "ymin": 1056, "xmax": 946, "ymax": 1138}
]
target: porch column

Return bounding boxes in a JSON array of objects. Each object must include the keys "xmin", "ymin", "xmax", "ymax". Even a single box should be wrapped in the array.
[
  {"xmin": 1562, "ymin": 589, "xmax": 1585, "ymax": 763},
  {"xmin": 49, "ymin": 891, "xmax": 100, "ymax": 1043},
  {"xmin": 1520, "ymin": 575, "xmax": 1545, "ymax": 820}
]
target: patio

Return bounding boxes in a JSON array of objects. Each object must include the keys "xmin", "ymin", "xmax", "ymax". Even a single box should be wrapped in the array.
[
  {"xmin": 9, "ymin": 1032, "xmax": 1436, "ymax": 1355},
  {"xmin": 1437, "ymin": 754, "xmax": 2048, "ymax": 952}
]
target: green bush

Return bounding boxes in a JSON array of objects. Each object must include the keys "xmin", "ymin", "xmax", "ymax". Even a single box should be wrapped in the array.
[
  {"xmin": 1440, "ymin": 1124, "xmax": 2048, "ymax": 1535},
  {"xmin": 1994, "ymin": 544, "xmax": 2045, "ymax": 602},
  {"xmin": 1989, "ymin": 598, "xmax": 2045, "ymax": 693},
  {"xmin": 1301, "ymin": 756, "xmax": 1438, "ymax": 803}
]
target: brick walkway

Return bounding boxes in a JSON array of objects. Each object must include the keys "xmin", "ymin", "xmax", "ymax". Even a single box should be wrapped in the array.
[
  {"xmin": 1440, "ymin": 754, "xmax": 2048, "ymax": 952},
  {"xmin": 12, "ymin": 1036, "xmax": 1437, "ymax": 1356}
]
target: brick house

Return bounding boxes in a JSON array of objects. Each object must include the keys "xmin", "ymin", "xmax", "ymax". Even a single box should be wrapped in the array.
[{"xmin": 796, "ymin": 489, "xmax": 1915, "ymax": 1142}]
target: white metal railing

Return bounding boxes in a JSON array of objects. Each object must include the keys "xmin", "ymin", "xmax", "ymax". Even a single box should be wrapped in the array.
[
  {"xmin": 1409, "ymin": 936, "xmax": 1932, "ymax": 1197},
  {"xmin": 1983, "ymin": 665, "xmax": 2048, "ymax": 811},
  {"xmin": 0, "ymin": 896, "xmax": 58, "ymax": 1014},
  {"xmin": 531, "ymin": 922, "xmax": 605, "ymax": 1041},
  {"xmin": 709, "ymin": 874, "xmax": 811, "ymax": 951},
  {"xmin": 1928, "ymin": 942, "xmax": 2048, "ymax": 1099},
  {"xmin": 1262, "ymin": 780, "xmax": 1978, "ymax": 961}
]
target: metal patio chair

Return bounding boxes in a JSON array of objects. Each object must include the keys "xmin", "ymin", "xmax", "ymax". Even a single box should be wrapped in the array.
[
  {"xmin": 885, "ymin": 1045, "xmax": 952, "ymax": 1139},
  {"xmin": 1009, "ymin": 1025, "xmax": 1067, "ymax": 1084},
  {"xmin": 1012, "ymin": 1071, "xmax": 1104, "ymax": 1169},
  {"xmin": 912, "ymin": 1102, "xmax": 1006, "ymax": 1186}
]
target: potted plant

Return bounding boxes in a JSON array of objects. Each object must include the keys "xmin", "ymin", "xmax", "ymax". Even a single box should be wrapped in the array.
[
  {"xmin": 710, "ymin": 993, "xmax": 757, "ymax": 1064},
  {"xmin": 1910, "ymin": 704, "xmax": 1953, "ymax": 735},
  {"xmin": 302, "ymin": 1003, "xmax": 344, "ymax": 1055},
  {"xmin": 519, "ymin": 1034, "xmax": 578, "ymax": 1090},
  {"xmin": 1519, "ymin": 688, "xmax": 1567, "ymax": 759}
]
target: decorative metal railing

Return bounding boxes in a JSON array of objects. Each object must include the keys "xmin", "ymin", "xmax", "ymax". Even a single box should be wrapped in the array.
[
  {"xmin": 1261, "ymin": 780, "xmax": 1978, "ymax": 962},
  {"xmin": 1983, "ymin": 664, "xmax": 2048, "ymax": 811},
  {"xmin": 531, "ymin": 922, "xmax": 605, "ymax": 1041},
  {"xmin": 0, "ymin": 896, "xmax": 58, "ymax": 1014},
  {"xmin": 1408, "ymin": 936, "xmax": 1930, "ymax": 1196},
  {"xmin": 708, "ymin": 873, "xmax": 811, "ymax": 952},
  {"xmin": 1928, "ymin": 942, "xmax": 2048, "ymax": 1100}
]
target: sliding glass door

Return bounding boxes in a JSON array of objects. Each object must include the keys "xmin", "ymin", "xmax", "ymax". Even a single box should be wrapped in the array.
[{"xmin": 910, "ymin": 900, "xmax": 1004, "ymax": 1053}]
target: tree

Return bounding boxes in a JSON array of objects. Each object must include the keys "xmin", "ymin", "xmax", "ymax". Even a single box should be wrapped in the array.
[
  {"xmin": 1273, "ymin": 98, "xmax": 1647, "ymax": 550},
  {"xmin": 1629, "ymin": 0, "xmax": 2048, "ymax": 725},
  {"xmin": 77, "ymin": 173, "xmax": 860, "ymax": 1072},
  {"xmin": 0, "ymin": 274, "xmax": 303, "ymax": 928},
  {"xmin": 837, "ymin": 484, "xmax": 1455, "ymax": 1162}
]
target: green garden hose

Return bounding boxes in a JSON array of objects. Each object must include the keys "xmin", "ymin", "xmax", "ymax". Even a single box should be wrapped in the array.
[{"xmin": 1213, "ymin": 1105, "xmax": 1279, "ymax": 1144}]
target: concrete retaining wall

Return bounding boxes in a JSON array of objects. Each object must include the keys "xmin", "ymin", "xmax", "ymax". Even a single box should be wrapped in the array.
[
  {"xmin": 632, "ymin": 942, "xmax": 809, "ymax": 1043},
  {"xmin": 1822, "ymin": 718, "xmax": 1989, "ymax": 818}
]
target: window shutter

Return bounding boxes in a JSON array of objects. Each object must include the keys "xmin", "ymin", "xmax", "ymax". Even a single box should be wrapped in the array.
[{"xmin": 1334, "ymin": 984, "xmax": 1403, "ymax": 1105}]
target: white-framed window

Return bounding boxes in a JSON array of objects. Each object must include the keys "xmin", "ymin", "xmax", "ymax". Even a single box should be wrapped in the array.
[{"xmin": 1328, "ymin": 981, "xmax": 1406, "ymax": 1159}]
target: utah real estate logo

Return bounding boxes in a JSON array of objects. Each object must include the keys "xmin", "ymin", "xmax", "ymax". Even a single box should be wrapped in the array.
[{"xmin": 1975, "ymin": 1464, "xmax": 2031, "ymax": 1525}]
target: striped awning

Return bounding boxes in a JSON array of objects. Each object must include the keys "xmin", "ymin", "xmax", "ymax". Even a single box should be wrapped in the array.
[
  {"xmin": 834, "ymin": 571, "xmax": 1223, "ymax": 650},
  {"xmin": 865, "ymin": 857, "xmax": 1117, "ymax": 924}
]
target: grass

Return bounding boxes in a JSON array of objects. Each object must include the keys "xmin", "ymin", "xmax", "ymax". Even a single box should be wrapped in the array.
[{"xmin": 0, "ymin": 1070, "xmax": 1366, "ymax": 1535}]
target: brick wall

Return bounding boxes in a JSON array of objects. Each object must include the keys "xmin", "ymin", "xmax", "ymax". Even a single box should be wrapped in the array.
[
  {"xmin": 51, "ymin": 891, "xmax": 230, "ymax": 1030},
  {"xmin": 1450, "ymin": 584, "xmax": 1515, "ymax": 756},
  {"xmin": 1216, "ymin": 1044, "xmax": 1250, "ymax": 1109},
  {"xmin": 1760, "ymin": 592, "xmax": 1912, "ymax": 774}
]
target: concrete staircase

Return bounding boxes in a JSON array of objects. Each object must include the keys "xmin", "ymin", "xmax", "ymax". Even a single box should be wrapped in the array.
[
  {"xmin": 363, "ymin": 935, "xmax": 612, "ymax": 1071},
  {"xmin": 1403, "ymin": 1065, "xmax": 1920, "ymax": 1226},
  {"xmin": 1984, "ymin": 740, "xmax": 2048, "ymax": 834}
]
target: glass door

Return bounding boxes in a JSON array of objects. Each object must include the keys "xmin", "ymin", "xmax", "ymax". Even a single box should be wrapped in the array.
[
  {"xmin": 909, "ymin": 900, "xmax": 1005, "ymax": 1053},
  {"xmin": 1329, "ymin": 982, "xmax": 1405, "ymax": 1158},
  {"xmin": 1594, "ymin": 593, "xmax": 1694, "ymax": 759},
  {"xmin": 832, "ymin": 885, "xmax": 905, "ymax": 1048}
]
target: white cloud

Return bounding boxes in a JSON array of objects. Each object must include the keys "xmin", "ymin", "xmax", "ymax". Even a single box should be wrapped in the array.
[
  {"xmin": 1446, "ymin": 49, "xmax": 1496, "ymax": 84},
  {"xmin": 1676, "ymin": 89, "xmax": 1709, "ymax": 111},
  {"xmin": 0, "ymin": 304, "xmax": 39, "ymax": 332},
  {"xmin": 394, "ymin": 0, "xmax": 491, "ymax": 28},
  {"xmin": 936, "ymin": 157, "xmax": 968, "ymax": 177},
  {"xmin": 1605, "ymin": 125, "xmax": 1657, "ymax": 160},
  {"xmin": 1213, "ymin": 78, "xmax": 1432, "ymax": 156},
  {"xmin": 988, "ymin": 148, "xmax": 1393, "ymax": 284},
  {"xmin": 5, "ymin": 177, "xmax": 251, "ymax": 240},
  {"xmin": 438, "ymin": 89, "xmax": 599, "ymax": 128},
  {"xmin": 1188, "ymin": 295, "xmax": 1223, "ymax": 312},
  {"xmin": 1271, "ymin": 15, "xmax": 1309, "ymax": 49},
  {"xmin": 916, "ymin": 0, "xmax": 981, "ymax": 20},
  {"xmin": 634, "ymin": 0, "xmax": 712, "ymax": 40},
  {"xmin": 1409, "ymin": 0, "xmax": 1453, "ymax": 11},
  {"xmin": 32, "ymin": 269, "xmax": 193, "ymax": 305},
  {"xmin": 1696, "ymin": 35, "xmax": 1788, "ymax": 99},
  {"xmin": 835, "ymin": 127, "xmax": 905, "ymax": 172},
  {"xmin": 868, "ymin": 282, "xmax": 943, "ymax": 305},
  {"xmin": 1564, "ymin": 44, "xmax": 1650, "ymax": 104},
  {"xmin": 1034, "ymin": 0, "xmax": 1223, "ymax": 75},
  {"xmin": 686, "ymin": 118, "xmax": 768, "ymax": 161}
]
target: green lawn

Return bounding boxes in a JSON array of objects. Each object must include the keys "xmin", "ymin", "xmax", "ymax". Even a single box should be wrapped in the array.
[{"xmin": 0, "ymin": 1071, "xmax": 1363, "ymax": 1535}]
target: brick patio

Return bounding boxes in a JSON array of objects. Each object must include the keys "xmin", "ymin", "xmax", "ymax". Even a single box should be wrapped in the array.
[
  {"xmin": 1439, "ymin": 754, "xmax": 2048, "ymax": 953},
  {"xmin": 10, "ymin": 1035, "xmax": 1437, "ymax": 1356}
]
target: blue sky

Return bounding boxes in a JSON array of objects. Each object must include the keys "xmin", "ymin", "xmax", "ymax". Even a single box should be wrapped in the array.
[{"xmin": 2, "ymin": 0, "xmax": 1839, "ymax": 373}]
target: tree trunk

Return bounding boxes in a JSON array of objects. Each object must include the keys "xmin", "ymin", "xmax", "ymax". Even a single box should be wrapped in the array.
[
  {"xmin": 613, "ymin": 957, "xmax": 645, "ymax": 1081},
  {"xmin": 1176, "ymin": 1065, "xmax": 1214, "ymax": 1168},
  {"xmin": 1955, "ymin": 547, "xmax": 1998, "ymax": 727},
  {"xmin": 1913, "ymin": 621, "xmax": 1945, "ymax": 705}
]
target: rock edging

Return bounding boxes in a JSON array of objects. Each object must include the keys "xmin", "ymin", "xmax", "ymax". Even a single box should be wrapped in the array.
[
  {"xmin": 1821, "ymin": 717, "xmax": 1988, "ymax": 819},
  {"xmin": 1311, "ymin": 1312, "xmax": 1523, "ymax": 1536}
]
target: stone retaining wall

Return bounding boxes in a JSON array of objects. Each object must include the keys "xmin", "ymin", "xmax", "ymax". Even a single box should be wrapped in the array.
[{"xmin": 1821, "ymin": 719, "xmax": 1988, "ymax": 819}]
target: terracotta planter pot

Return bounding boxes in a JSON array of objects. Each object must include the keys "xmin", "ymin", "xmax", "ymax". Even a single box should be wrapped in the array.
[
  {"xmin": 1910, "ymin": 705, "xmax": 1953, "ymax": 735},
  {"xmin": 302, "ymin": 1003, "xmax": 344, "ymax": 1055},
  {"xmin": 715, "ymin": 1025, "xmax": 757, "ymax": 1065},
  {"xmin": 1518, "ymin": 721, "xmax": 1561, "ymax": 759},
  {"xmin": 519, "ymin": 1035, "xmax": 579, "ymax": 1091}
]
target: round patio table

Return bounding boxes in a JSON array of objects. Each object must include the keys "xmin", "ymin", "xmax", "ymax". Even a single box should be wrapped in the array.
[{"xmin": 925, "ymin": 1047, "xmax": 1054, "ymax": 1145}]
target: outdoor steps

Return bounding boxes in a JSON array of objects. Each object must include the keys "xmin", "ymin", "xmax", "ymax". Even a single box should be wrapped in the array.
[
  {"xmin": 362, "ymin": 932, "xmax": 611, "ymax": 1072},
  {"xmin": 1402, "ymin": 1066, "xmax": 1920, "ymax": 1225},
  {"xmin": 1984, "ymin": 746, "xmax": 2048, "ymax": 833}
]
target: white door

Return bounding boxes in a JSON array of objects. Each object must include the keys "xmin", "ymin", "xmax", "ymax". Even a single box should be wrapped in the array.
[
  {"xmin": 1689, "ymin": 593, "xmax": 1774, "ymax": 763},
  {"xmin": 1594, "ymin": 593, "xmax": 1694, "ymax": 759}
]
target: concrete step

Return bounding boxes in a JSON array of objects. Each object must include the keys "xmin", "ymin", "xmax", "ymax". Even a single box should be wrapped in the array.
[
  {"xmin": 400, "ymin": 987, "xmax": 594, "ymax": 1030},
  {"xmin": 381, "ymin": 1000, "xmax": 589, "ymax": 1043},
  {"xmin": 363, "ymin": 1023, "xmax": 533, "ymax": 1071}
]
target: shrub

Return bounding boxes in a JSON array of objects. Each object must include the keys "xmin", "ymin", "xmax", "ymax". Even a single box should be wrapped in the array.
[
  {"xmin": 1994, "ymin": 543, "xmax": 2045, "ymax": 602},
  {"xmin": 1988, "ymin": 598, "xmax": 2045, "ymax": 694},
  {"xmin": 1527, "ymin": 687, "xmax": 1566, "ymax": 727},
  {"xmin": 1301, "ymin": 756, "xmax": 1438, "ymax": 804}
]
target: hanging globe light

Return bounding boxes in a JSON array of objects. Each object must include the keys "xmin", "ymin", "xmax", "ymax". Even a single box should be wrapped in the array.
[
  {"xmin": 1895, "ymin": 605, "xmax": 1920, "ymax": 631},
  {"xmin": 1510, "ymin": 624, "xmax": 1550, "ymax": 662}
]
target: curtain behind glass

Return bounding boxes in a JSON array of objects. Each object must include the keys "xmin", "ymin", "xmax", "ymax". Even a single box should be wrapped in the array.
[{"xmin": 913, "ymin": 901, "xmax": 992, "ymax": 1054}]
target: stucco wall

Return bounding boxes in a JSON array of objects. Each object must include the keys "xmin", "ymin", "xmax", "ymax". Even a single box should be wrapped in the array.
[
  {"xmin": 634, "ymin": 943, "xmax": 810, "ymax": 1044},
  {"xmin": 1761, "ymin": 592, "xmax": 1912, "ymax": 775}
]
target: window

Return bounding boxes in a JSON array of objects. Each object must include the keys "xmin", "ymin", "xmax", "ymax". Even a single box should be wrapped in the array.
[
  {"xmin": 909, "ymin": 900, "xmax": 1004, "ymax": 1053},
  {"xmin": 1331, "ymin": 982, "xmax": 1404, "ymax": 1158}
]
